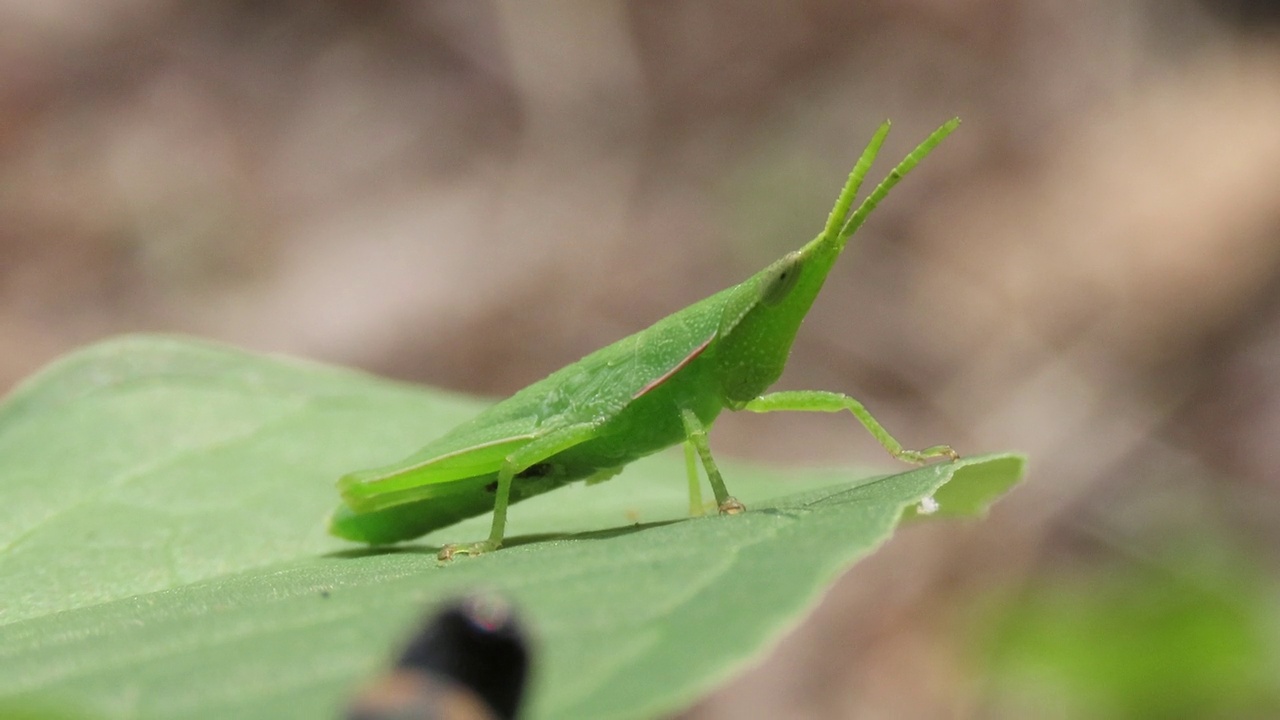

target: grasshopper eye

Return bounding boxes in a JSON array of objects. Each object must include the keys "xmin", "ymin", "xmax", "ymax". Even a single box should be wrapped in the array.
[{"xmin": 761, "ymin": 253, "xmax": 803, "ymax": 306}]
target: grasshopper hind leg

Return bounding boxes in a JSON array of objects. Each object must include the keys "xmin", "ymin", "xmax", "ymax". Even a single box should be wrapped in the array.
[
  {"xmin": 436, "ymin": 463, "xmax": 511, "ymax": 560},
  {"xmin": 438, "ymin": 422, "xmax": 600, "ymax": 561}
]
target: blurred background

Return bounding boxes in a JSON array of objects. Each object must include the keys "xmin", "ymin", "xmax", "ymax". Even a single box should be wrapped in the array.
[{"xmin": 3, "ymin": 0, "xmax": 1280, "ymax": 717}]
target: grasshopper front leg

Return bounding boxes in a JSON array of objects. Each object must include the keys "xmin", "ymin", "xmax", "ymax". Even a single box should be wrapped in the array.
[{"xmin": 743, "ymin": 390, "xmax": 958, "ymax": 464}]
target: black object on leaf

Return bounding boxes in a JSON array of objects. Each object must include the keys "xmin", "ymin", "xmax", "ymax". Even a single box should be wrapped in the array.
[{"xmin": 345, "ymin": 596, "xmax": 532, "ymax": 720}]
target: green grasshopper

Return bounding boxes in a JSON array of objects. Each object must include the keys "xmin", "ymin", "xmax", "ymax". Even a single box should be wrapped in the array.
[{"xmin": 330, "ymin": 119, "xmax": 960, "ymax": 559}]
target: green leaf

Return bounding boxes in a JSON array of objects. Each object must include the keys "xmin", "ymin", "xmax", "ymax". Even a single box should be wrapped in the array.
[
  {"xmin": 0, "ymin": 336, "xmax": 1025, "ymax": 719},
  {"xmin": 970, "ymin": 520, "xmax": 1280, "ymax": 718}
]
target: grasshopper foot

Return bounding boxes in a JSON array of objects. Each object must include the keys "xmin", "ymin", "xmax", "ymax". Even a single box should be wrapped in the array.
[
  {"xmin": 896, "ymin": 444, "xmax": 959, "ymax": 464},
  {"xmin": 718, "ymin": 497, "xmax": 746, "ymax": 515},
  {"xmin": 437, "ymin": 540, "xmax": 500, "ymax": 562}
]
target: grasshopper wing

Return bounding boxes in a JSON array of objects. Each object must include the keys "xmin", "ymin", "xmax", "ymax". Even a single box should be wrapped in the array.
[
  {"xmin": 338, "ymin": 418, "xmax": 539, "ymax": 513},
  {"xmin": 330, "ymin": 416, "xmax": 601, "ymax": 544},
  {"xmin": 330, "ymin": 489, "xmax": 501, "ymax": 545}
]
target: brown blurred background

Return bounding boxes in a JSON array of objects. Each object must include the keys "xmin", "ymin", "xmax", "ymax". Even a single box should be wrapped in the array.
[{"xmin": 3, "ymin": 1, "xmax": 1280, "ymax": 717}]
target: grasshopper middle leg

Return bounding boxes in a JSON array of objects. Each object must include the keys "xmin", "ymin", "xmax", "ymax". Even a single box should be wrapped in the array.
[{"xmin": 680, "ymin": 408, "xmax": 745, "ymax": 515}]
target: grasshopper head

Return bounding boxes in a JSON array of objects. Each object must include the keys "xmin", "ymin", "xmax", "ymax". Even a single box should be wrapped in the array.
[
  {"xmin": 710, "ymin": 119, "xmax": 957, "ymax": 406},
  {"xmin": 713, "ymin": 239, "xmax": 839, "ymax": 405}
]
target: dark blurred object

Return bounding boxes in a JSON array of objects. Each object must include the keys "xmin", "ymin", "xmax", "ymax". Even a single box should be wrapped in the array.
[
  {"xmin": 345, "ymin": 596, "xmax": 532, "ymax": 720},
  {"xmin": 1199, "ymin": 0, "xmax": 1280, "ymax": 29}
]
